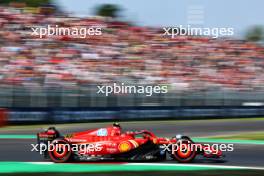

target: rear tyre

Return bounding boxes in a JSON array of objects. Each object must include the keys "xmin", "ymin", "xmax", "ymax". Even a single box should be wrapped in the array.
[{"xmin": 48, "ymin": 138, "xmax": 72, "ymax": 163}]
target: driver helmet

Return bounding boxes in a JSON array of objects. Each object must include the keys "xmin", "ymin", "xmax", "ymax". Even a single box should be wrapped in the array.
[{"xmin": 113, "ymin": 122, "xmax": 121, "ymax": 128}]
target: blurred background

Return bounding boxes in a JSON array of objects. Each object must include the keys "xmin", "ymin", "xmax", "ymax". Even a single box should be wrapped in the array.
[{"xmin": 0, "ymin": 0, "xmax": 264, "ymax": 124}]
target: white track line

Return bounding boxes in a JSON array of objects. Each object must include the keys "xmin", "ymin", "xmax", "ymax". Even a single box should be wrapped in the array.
[
  {"xmin": 26, "ymin": 162, "xmax": 264, "ymax": 170},
  {"xmin": 127, "ymin": 163, "xmax": 264, "ymax": 170},
  {"xmin": 28, "ymin": 162, "xmax": 54, "ymax": 165}
]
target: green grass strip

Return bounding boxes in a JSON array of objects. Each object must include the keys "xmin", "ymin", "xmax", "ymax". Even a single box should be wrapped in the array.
[
  {"xmin": 193, "ymin": 138, "xmax": 264, "ymax": 145},
  {"xmin": 1, "ymin": 135, "xmax": 264, "ymax": 145},
  {"xmin": 0, "ymin": 162, "xmax": 236, "ymax": 173},
  {"xmin": 0, "ymin": 134, "xmax": 35, "ymax": 139}
]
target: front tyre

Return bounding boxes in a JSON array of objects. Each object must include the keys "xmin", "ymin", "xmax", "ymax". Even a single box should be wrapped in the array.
[
  {"xmin": 48, "ymin": 138, "xmax": 72, "ymax": 163},
  {"xmin": 171, "ymin": 139, "xmax": 196, "ymax": 163}
]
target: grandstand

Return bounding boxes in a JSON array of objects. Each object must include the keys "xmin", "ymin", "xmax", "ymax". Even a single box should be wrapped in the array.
[{"xmin": 0, "ymin": 6, "xmax": 263, "ymax": 107}]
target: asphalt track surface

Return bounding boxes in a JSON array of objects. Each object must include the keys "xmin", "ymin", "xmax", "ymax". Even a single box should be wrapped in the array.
[{"xmin": 0, "ymin": 119, "xmax": 264, "ymax": 167}]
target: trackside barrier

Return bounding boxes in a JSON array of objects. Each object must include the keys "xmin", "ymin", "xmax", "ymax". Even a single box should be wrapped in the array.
[{"xmin": 5, "ymin": 106, "xmax": 264, "ymax": 124}]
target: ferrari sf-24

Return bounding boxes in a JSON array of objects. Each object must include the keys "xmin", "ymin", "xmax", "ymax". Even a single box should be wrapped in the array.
[{"xmin": 37, "ymin": 123, "xmax": 223, "ymax": 163}]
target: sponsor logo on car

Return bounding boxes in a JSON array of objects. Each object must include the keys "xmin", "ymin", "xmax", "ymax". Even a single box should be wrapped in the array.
[
  {"xmin": 97, "ymin": 128, "xmax": 108, "ymax": 136},
  {"xmin": 118, "ymin": 141, "xmax": 131, "ymax": 152}
]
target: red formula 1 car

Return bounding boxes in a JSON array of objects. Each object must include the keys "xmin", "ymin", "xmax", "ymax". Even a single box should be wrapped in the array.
[{"xmin": 37, "ymin": 123, "xmax": 223, "ymax": 163}]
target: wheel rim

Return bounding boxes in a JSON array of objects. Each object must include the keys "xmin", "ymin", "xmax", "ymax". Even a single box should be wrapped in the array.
[
  {"xmin": 177, "ymin": 143, "xmax": 192, "ymax": 158},
  {"xmin": 172, "ymin": 140, "xmax": 196, "ymax": 162},
  {"xmin": 52, "ymin": 143, "xmax": 70, "ymax": 158},
  {"xmin": 48, "ymin": 139, "xmax": 71, "ymax": 162}
]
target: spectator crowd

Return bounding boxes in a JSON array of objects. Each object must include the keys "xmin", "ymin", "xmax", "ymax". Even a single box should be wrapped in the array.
[{"xmin": 0, "ymin": 6, "xmax": 263, "ymax": 93}]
